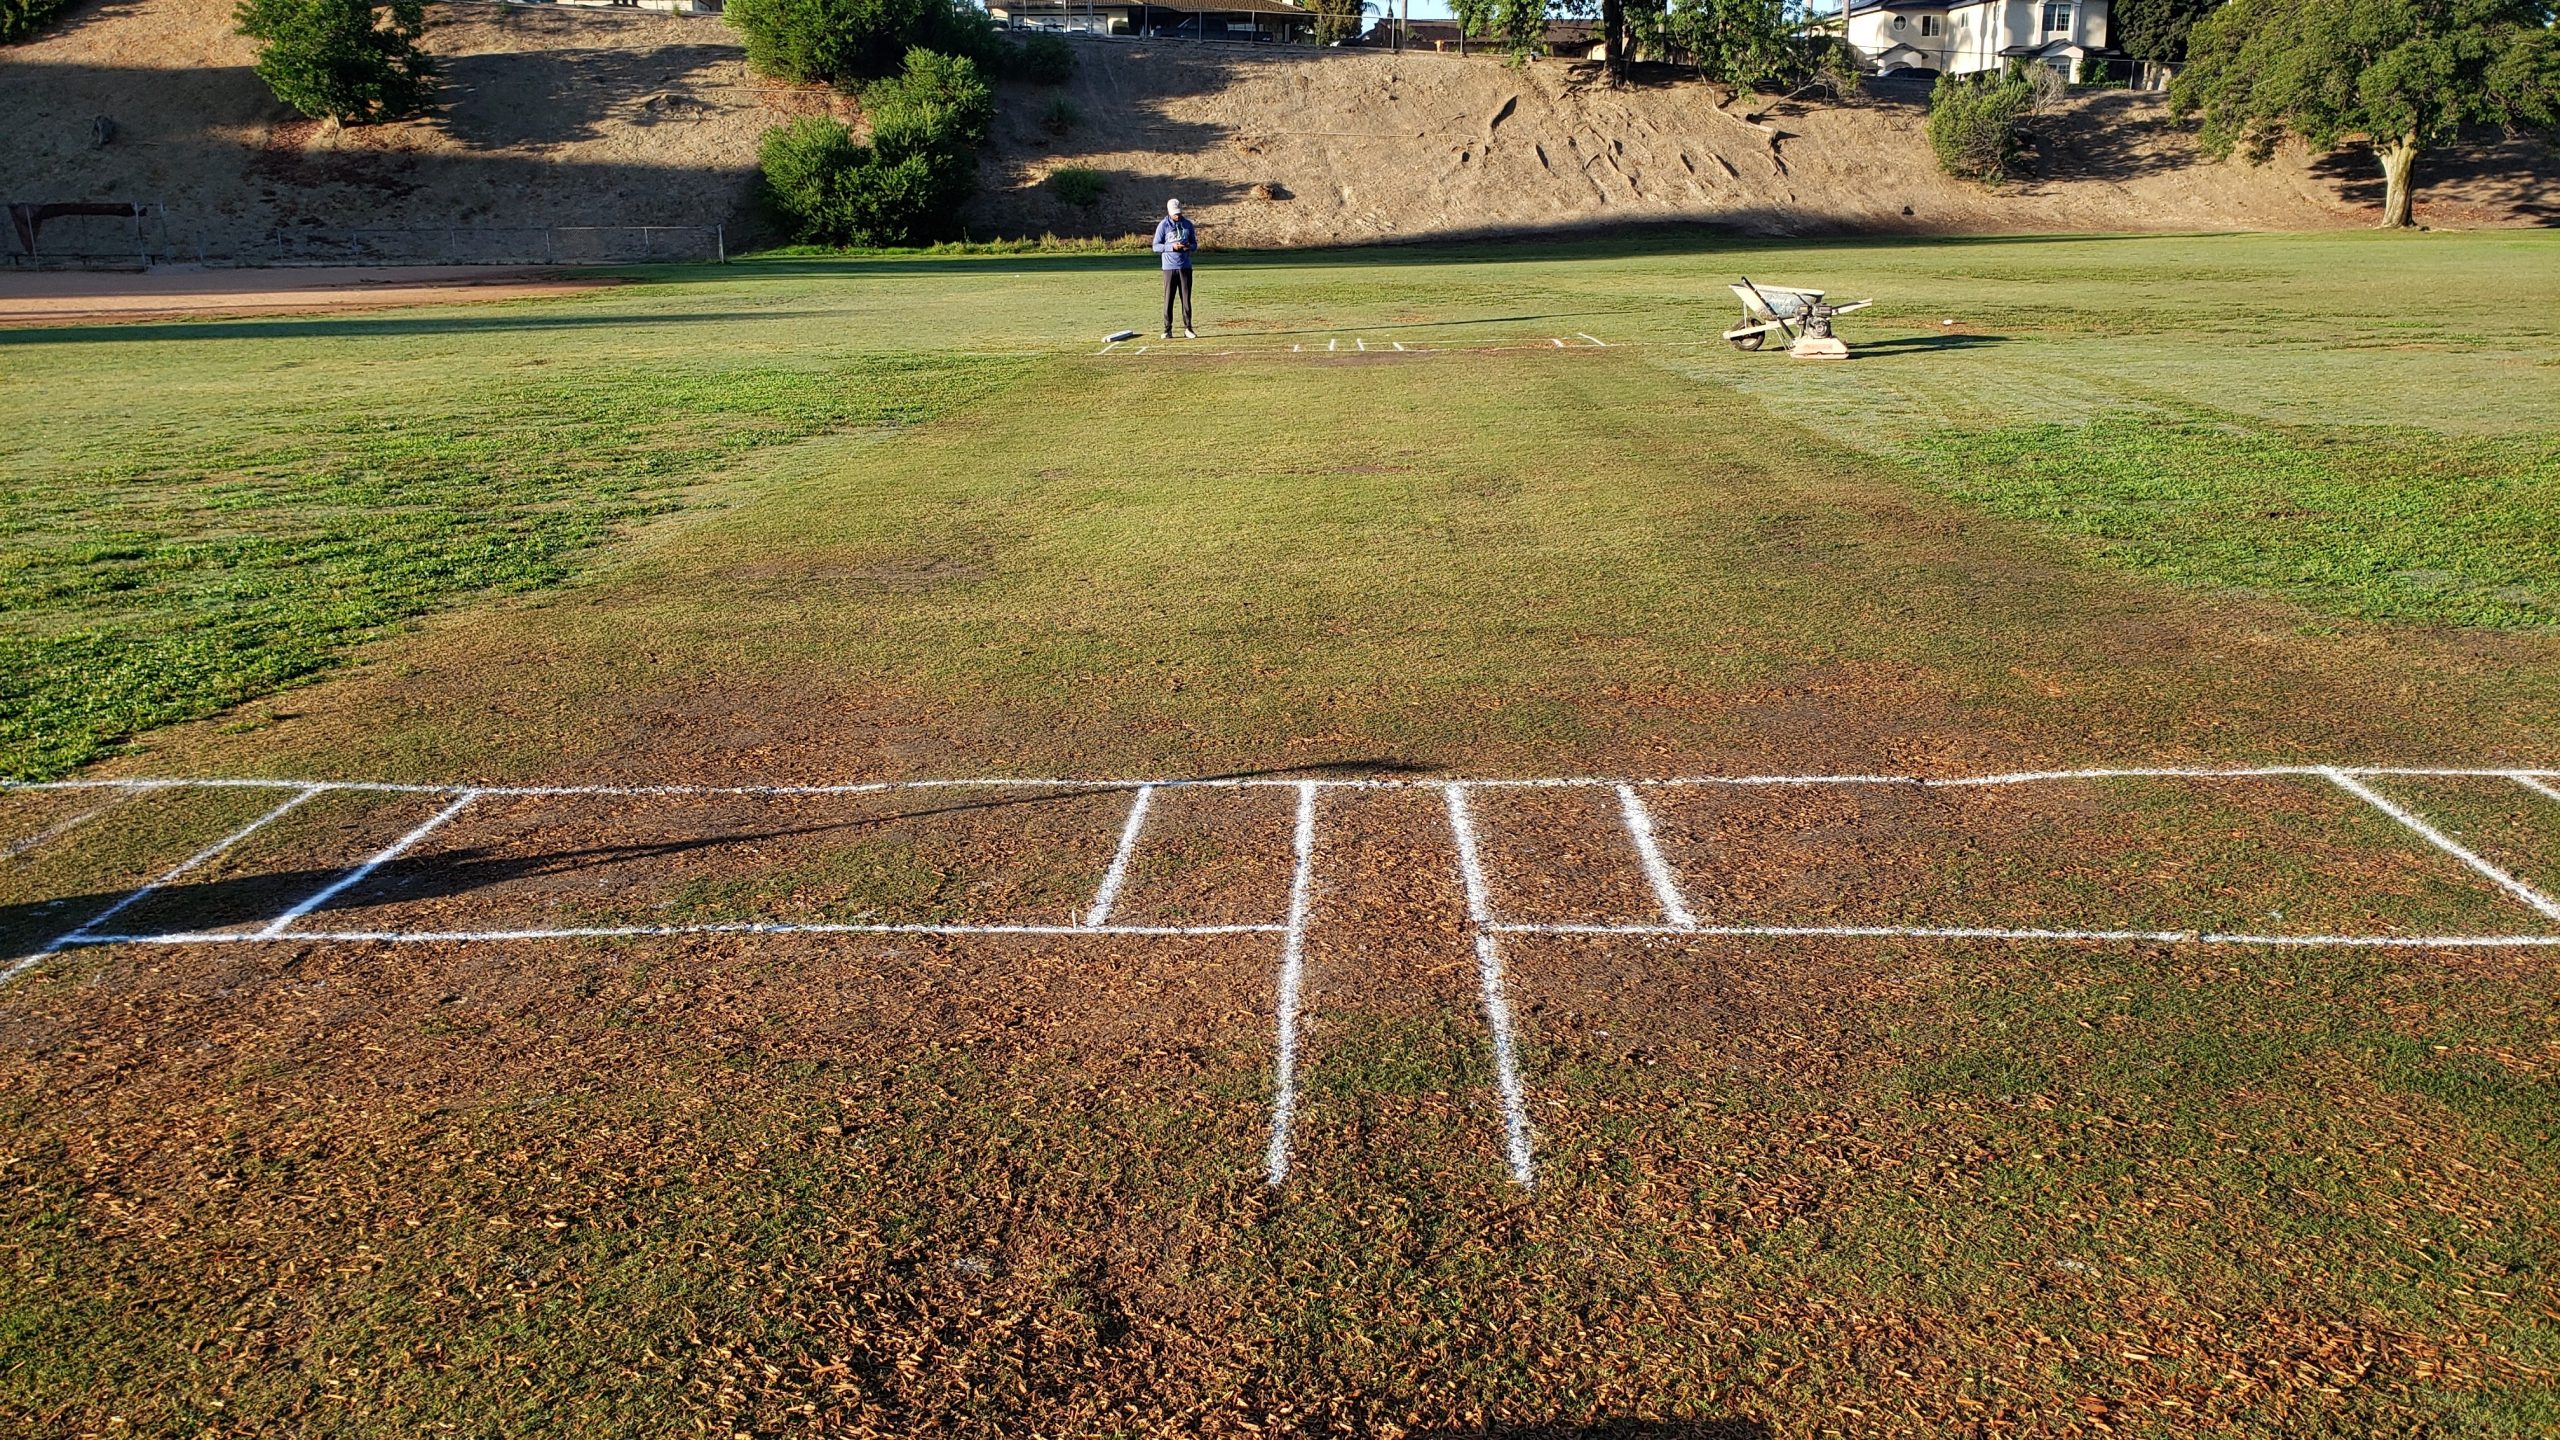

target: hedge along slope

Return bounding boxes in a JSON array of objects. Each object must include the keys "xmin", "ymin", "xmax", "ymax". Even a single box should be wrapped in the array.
[{"xmin": 3, "ymin": 0, "xmax": 77, "ymax": 45}]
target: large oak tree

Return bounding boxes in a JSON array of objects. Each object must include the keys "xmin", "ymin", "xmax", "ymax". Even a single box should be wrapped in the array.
[{"xmin": 2173, "ymin": 0, "xmax": 2560, "ymax": 227}]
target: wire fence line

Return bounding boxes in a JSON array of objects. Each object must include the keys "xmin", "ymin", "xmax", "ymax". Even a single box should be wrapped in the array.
[
  {"xmin": 1, "ymin": 216, "xmax": 731, "ymax": 269},
  {"xmin": 252, "ymin": 224, "xmax": 730, "ymax": 267}
]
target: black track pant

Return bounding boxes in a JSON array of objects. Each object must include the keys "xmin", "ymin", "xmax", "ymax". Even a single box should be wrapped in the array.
[{"xmin": 1162, "ymin": 267, "xmax": 1193, "ymax": 332}]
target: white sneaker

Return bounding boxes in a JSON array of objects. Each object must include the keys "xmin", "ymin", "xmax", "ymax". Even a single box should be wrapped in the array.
[
  {"xmin": 1160, "ymin": 331, "xmax": 1172, "ymax": 340},
  {"xmin": 1184, "ymin": 328, "xmax": 1198, "ymax": 339}
]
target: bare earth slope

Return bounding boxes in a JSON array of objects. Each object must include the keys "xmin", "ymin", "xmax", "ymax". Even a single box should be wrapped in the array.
[{"xmin": 2, "ymin": 0, "xmax": 2551, "ymax": 260}]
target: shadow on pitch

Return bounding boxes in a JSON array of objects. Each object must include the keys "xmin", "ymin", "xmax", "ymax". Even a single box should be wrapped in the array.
[{"xmin": 0, "ymin": 757, "xmax": 1437, "ymax": 951}]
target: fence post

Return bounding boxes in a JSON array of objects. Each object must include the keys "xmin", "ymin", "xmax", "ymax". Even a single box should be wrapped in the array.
[{"xmin": 717, "ymin": 224, "xmax": 726, "ymax": 265}]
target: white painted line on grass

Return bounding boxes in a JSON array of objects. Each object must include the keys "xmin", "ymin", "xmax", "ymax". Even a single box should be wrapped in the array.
[
  {"xmin": 1084, "ymin": 784, "xmax": 1155, "ymax": 928},
  {"xmin": 1616, "ymin": 783, "xmax": 1694, "ymax": 930},
  {"xmin": 1327, "ymin": 338, "xmax": 1338, "ymax": 352},
  {"xmin": 1485, "ymin": 920, "xmax": 2560, "ymax": 948},
  {"xmin": 5, "ymin": 786, "xmax": 323, "ymax": 988},
  {"xmin": 2323, "ymin": 768, "xmax": 2560, "ymax": 922},
  {"xmin": 1264, "ymin": 781, "xmax": 1321, "ymax": 1187},
  {"xmin": 11, "ymin": 765, "xmax": 2560, "ymax": 800},
  {"xmin": 1550, "ymin": 338, "xmax": 1566, "ymax": 348},
  {"xmin": 1392, "ymin": 341, "xmax": 1407, "ymax": 352},
  {"xmin": 1445, "ymin": 784, "xmax": 1535, "ymax": 1188},
  {"xmin": 81, "ymin": 922, "xmax": 1287, "ymax": 944},
  {"xmin": 1577, "ymin": 333, "xmax": 1607, "ymax": 347},
  {"xmin": 1, "ymin": 792, "xmax": 141, "ymax": 862},
  {"xmin": 1355, "ymin": 338, "xmax": 1366, "ymax": 352},
  {"xmin": 2514, "ymin": 773, "xmax": 2560, "ymax": 808},
  {"xmin": 256, "ymin": 791, "xmax": 480, "ymax": 939}
]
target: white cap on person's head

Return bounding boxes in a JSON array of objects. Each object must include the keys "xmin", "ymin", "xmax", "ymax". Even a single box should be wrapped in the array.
[{"xmin": 1166, "ymin": 198, "xmax": 1183, "ymax": 215}]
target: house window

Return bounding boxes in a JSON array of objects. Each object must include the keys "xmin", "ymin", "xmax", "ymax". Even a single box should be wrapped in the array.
[
  {"xmin": 1892, "ymin": 15, "xmax": 1905, "ymax": 29},
  {"xmin": 1919, "ymin": 14, "xmax": 1938, "ymax": 35},
  {"xmin": 2042, "ymin": 1, "xmax": 2073, "ymax": 34}
]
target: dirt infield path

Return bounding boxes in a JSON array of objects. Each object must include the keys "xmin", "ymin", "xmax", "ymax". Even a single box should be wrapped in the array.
[{"xmin": 0, "ymin": 266, "xmax": 621, "ymax": 327}]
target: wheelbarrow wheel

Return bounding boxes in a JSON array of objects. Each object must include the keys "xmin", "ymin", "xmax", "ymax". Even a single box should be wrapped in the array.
[{"xmin": 1728, "ymin": 330, "xmax": 1766, "ymax": 352}]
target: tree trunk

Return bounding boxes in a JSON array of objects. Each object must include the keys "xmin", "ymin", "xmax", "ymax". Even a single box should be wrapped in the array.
[
  {"xmin": 1603, "ymin": 0, "xmax": 1623, "ymax": 83},
  {"xmin": 2377, "ymin": 134, "xmax": 2419, "ymax": 228}
]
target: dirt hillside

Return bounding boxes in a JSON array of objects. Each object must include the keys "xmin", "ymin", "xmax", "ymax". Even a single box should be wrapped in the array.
[{"xmin": 2, "ymin": 0, "xmax": 2550, "ymax": 261}]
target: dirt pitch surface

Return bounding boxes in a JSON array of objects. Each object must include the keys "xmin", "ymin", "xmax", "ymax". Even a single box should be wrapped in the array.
[{"xmin": 0, "ymin": 267, "xmax": 620, "ymax": 327}]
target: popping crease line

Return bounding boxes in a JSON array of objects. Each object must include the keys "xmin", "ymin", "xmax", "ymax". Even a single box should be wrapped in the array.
[
  {"xmin": 75, "ymin": 922, "xmax": 1289, "ymax": 945},
  {"xmin": 1264, "ymin": 782, "xmax": 1321, "ymax": 1187},
  {"xmin": 1446, "ymin": 784, "xmax": 1536, "ymax": 1188},
  {"xmin": 1484, "ymin": 922, "xmax": 2560, "ymax": 948},
  {"xmin": 11, "ymin": 763, "xmax": 2560, "ymax": 799},
  {"xmin": 1083, "ymin": 784, "xmax": 1155, "ymax": 928}
]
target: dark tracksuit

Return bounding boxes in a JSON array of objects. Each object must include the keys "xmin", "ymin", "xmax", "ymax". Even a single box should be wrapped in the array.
[{"xmin": 1153, "ymin": 214, "xmax": 1197, "ymax": 332}]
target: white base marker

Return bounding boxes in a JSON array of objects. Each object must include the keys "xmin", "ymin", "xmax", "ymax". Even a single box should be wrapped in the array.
[
  {"xmin": 2324, "ymin": 768, "xmax": 2560, "ymax": 922},
  {"xmin": 1083, "ymin": 784, "xmax": 1155, "ymax": 928},
  {"xmin": 1617, "ymin": 783, "xmax": 1695, "ymax": 930},
  {"xmin": 255, "ymin": 791, "xmax": 479, "ymax": 938},
  {"xmin": 1445, "ymin": 784, "xmax": 1535, "ymax": 1187},
  {"xmin": 1264, "ymin": 781, "xmax": 1321, "ymax": 1186}
]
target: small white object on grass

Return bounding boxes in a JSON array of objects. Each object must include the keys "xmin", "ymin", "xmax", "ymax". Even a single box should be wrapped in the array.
[
  {"xmin": 1942, "ymin": 319, "xmax": 1958, "ymax": 326},
  {"xmin": 1104, "ymin": 329, "xmax": 1139, "ymax": 343}
]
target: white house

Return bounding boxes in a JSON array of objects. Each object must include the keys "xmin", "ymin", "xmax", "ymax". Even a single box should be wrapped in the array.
[{"xmin": 1838, "ymin": 0, "xmax": 2117, "ymax": 78}]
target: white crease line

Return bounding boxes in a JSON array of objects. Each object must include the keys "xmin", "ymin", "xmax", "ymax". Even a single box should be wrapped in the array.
[
  {"xmin": 2324, "ymin": 769, "xmax": 2560, "ymax": 922},
  {"xmin": 1550, "ymin": 338, "xmax": 1565, "ymax": 348},
  {"xmin": 1083, "ymin": 784, "xmax": 1155, "ymax": 927},
  {"xmin": 256, "ymin": 791, "xmax": 480, "ymax": 939},
  {"xmin": 1355, "ymin": 338, "xmax": 1366, "ymax": 351},
  {"xmin": 1096, "ymin": 342, "xmax": 1121, "ymax": 355},
  {"xmin": 1327, "ymin": 338, "xmax": 1337, "ymax": 352},
  {"xmin": 4, "ymin": 787, "xmax": 323, "ymax": 988},
  {"xmin": 2514, "ymin": 773, "xmax": 2560, "ymax": 808},
  {"xmin": 1616, "ymin": 783, "xmax": 1695, "ymax": 930},
  {"xmin": 1, "ymin": 792, "xmax": 139, "ymax": 862},
  {"xmin": 1392, "ymin": 341, "xmax": 1406, "ymax": 351},
  {"xmin": 11, "ymin": 766, "xmax": 2560, "ymax": 800},
  {"xmin": 1488, "ymin": 921, "xmax": 2560, "ymax": 949},
  {"xmin": 1577, "ymin": 333, "xmax": 1607, "ymax": 347},
  {"xmin": 1445, "ymin": 784, "xmax": 1535, "ymax": 1188},
  {"xmin": 1264, "ymin": 781, "xmax": 1321, "ymax": 1187},
  {"xmin": 78, "ymin": 922, "xmax": 1287, "ymax": 944}
]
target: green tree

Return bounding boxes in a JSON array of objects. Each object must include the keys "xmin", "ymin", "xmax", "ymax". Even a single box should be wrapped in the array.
[
  {"xmin": 2110, "ymin": 0, "xmax": 2221, "ymax": 64},
  {"xmin": 1659, "ymin": 0, "xmax": 1795, "ymax": 88},
  {"xmin": 1927, "ymin": 68, "xmax": 2035, "ymax": 183},
  {"xmin": 3, "ymin": 0, "xmax": 78, "ymax": 44},
  {"xmin": 1450, "ymin": 0, "xmax": 1498, "ymax": 54},
  {"xmin": 1308, "ymin": 0, "xmax": 1364, "ymax": 45},
  {"xmin": 2173, "ymin": 0, "xmax": 2560, "ymax": 228},
  {"xmin": 756, "ymin": 48, "xmax": 992, "ymax": 246},
  {"xmin": 233, "ymin": 0, "xmax": 435, "ymax": 124},
  {"xmin": 725, "ymin": 0, "xmax": 986, "ymax": 87}
]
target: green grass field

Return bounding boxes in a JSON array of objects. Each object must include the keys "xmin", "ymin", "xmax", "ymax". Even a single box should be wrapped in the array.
[{"xmin": 4, "ymin": 230, "xmax": 2560, "ymax": 1437}]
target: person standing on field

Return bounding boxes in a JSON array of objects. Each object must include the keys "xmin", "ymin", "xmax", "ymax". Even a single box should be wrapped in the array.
[{"xmin": 1154, "ymin": 198, "xmax": 1198, "ymax": 339}]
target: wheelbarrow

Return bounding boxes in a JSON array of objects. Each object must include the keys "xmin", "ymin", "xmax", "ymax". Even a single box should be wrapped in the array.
[{"xmin": 1722, "ymin": 276, "xmax": 1873, "ymax": 359}]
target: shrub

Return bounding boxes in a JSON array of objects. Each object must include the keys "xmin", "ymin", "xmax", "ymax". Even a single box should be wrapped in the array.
[
  {"xmin": 1040, "ymin": 96, "xmax": 1080, "ymax": 133},
  {"xmin": 988, "ymin": 31, "xmax": 1074, "ymax": 84},
  {"xmin": 234, "ymin": 0, "xmax": 436, "ymax": 123},
  {"xmin": 725, "ymin": 0, "xmax": 987, "ymax": 86},
  {"xmin": 1049, "ymin": 166, "xmax": 1107, "ymax": 207},
  {"xmin": 756, "ymin": 49, "xmax": 992, "ymax": 246},
  {"xmin": 1927, "ymin": 70, "xmax": 2033, "ymax": 184},
  {"xmin": 2, "ymin": 0, "xmax": 77, "ymax": 45}
]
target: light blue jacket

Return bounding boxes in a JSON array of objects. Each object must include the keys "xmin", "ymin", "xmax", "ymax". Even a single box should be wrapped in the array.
[{"xmin": 1152, "ymin": 215, "xmax": 1197, "ymax": 271}]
